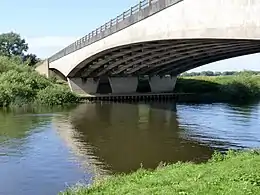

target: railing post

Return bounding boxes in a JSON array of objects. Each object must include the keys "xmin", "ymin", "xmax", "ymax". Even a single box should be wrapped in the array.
[
  {"xmin": 130, "ymin": 7, "xmax": 133, "ymax": 15},
  {"xmin": 148, "ymin": 0, "xmax": 152, "ymax": 6},
  {"xmin": 123, "ymin": 12, "xmax": 125, "ymax": 20},
  {"xmin": 110, "ymin": 19, "xmax": 113, "ymax": 27},
  {"xmin": 139, "ymin": 1, "xmax": 142, "ymax": 10}
]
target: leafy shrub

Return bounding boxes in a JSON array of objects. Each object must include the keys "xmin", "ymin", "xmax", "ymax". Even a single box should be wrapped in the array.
[
  {"xmin": 0, "ymin": 70, "xmax": 51, "ymax": 91},
  {"xmin": 0, "ymin": 83, "xmax": 35, "ymax": 106},
  {"xmin": 0, "ymin": 56, "xmax": 32, "ymax": 73},
  {"xmin": 36, "ymin": 85, "xmax": 79, "ymax": 106},
  {"xmin": 0, "ymin": 57, "xmax": 79, "ymax": 107}
]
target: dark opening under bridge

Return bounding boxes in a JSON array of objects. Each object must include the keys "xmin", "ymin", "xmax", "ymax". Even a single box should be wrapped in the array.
[{"xmin": 36, "ymin": 0, "xmax": 260, "ymax": 96}]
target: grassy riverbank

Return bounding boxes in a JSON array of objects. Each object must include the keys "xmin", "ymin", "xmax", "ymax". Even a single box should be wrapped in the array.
[
  {"xmin": 0, "ymin": 56, "xmax": 79, "ymax": 107},
  {"xmin": 175, "ymin": 74, "xmax": 260, "ymax": 102},
  {"xmin": 62, "ymin": 150, "xmax": 260, "ymax": 195}
]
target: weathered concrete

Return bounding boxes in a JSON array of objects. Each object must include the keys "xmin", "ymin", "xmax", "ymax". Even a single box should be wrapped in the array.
[
  {"xmin": 109, "ymin": 77, "xmax": 138, "ymax": 94},
  {"xmin": 47, "ymin": 0, "xmax": 260, "ymax": 78},
  {"xmin": 35, "ymin": 59, "xmax": 49, "ymax": 77},
  {"xmin": 149, "ymin": 76, "xmax": 177, "ymax": 92},
  {"xmin": 68, "ymin": 78, "xmax": 99, "ymax": 95}
]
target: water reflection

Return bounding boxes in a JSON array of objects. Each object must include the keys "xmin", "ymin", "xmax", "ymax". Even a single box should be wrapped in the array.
[
  {"xmin": 54, "ymin": 103, "xmax": 213, "ymax": 174},
  {"xmin": 0, "ymin": 102, "xmax": 259, "ymax": 195}
]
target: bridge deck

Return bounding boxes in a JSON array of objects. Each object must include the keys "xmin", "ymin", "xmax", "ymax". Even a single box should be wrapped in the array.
[{"xmin": 49, "ymin": 0, "xmax": 181, "ymax": 62}]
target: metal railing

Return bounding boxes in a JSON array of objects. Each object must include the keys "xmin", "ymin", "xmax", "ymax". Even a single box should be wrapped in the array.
[{"xmin": 49, "ymin": 0, "xmax": 160, "ymax": 62}]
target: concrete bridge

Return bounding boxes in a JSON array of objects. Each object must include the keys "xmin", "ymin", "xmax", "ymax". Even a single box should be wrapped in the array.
[{"xmin": 36, "ymin": 0, "xmax": 260, "ymax": 95}]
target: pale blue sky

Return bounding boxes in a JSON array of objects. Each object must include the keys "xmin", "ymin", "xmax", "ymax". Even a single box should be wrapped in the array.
[{"xmin": 0, "ymin": 0, "xmax": 259, "ymax": 72}]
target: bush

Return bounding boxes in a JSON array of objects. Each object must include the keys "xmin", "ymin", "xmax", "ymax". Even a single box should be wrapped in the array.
[
  {"xmin": 0, "ymin": 70, "xmax": 52, "ymax": 90},
  {"xmin": 36, "ymin": 85, "xmax": 79, "ymax": 106},
  {"xmin": 0, "ymin": 56, "xmax": 32, "ymax": 73},
  {"xmin": 0, "ymin": 57, "xmax": 79, "ymax": 107}
]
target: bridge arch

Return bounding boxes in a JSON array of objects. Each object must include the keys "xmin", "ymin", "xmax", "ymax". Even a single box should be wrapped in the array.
[
  {"xmin": 40, "ymin": 0, "xmax": 260, "ymax": 95},
  {"xmin": 67, "ymin": 39, "xmax": 260, "ymax": 78},
  {"xmin": 49, "ymin": 0, "xmax": 260, "ymax": 78},
  {"xmin": 49, "ymin": 68, "xmax": 67, "ymax": 81}
]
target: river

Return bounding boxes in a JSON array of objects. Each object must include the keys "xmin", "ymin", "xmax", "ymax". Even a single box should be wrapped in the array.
[{"xmin": 0, "ymin": 102, "xmax": 260, "ymax": 195}]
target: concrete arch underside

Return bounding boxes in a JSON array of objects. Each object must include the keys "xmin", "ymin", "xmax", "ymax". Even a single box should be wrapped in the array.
[
  {"xmin": 67, "ymin": 39, "xmax": 260, "ymax": 95},
  {"xmin": 68, "ymin": 39, "xmax": 260, "ymax": 78},
  {"xmin": 49, "ymin": 68, "xmax": 67, "ymax": 81}
]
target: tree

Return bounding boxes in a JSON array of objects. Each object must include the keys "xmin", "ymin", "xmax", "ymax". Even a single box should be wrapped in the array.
[
  {"xmin": 0, "ymin": 32, "xmax": 28, "ymax": 57},
  {"xmin": 0, "ymin": 32, "xmax": 40, "ymax": 66},
  {"xmin": 22, "ymin": 53, "xmax": 41, "ymax": 67}
]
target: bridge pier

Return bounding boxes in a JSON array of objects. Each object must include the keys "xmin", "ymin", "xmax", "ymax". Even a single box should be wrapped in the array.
[
  {"xmin": 149, "ymin": 76, "xmax": 177, "ymax": 93},
  {"xmin": 109, "ymin": 77, "xmax": 138, "ymax": 94},
  {"xmin": 68, "ymin": 77, "xmax": 99, "ymax": 95},
  {"xmin": 67, "ymin": 76, "xmax": 177, "ymax": 96}
]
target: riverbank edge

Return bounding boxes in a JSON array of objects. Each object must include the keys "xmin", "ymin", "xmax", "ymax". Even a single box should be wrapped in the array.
[{"xmin": 61, "ymin": 150, "xmax": 260, "ymax": 195}]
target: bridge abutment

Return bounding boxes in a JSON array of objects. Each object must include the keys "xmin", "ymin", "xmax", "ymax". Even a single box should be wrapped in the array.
[{"xmin": 149, "ymin": 76, "xmax": 177, "ymax": 93}]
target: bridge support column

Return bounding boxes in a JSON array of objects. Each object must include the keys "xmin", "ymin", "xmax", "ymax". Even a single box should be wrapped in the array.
[
  {"xmin": 109, "ymin": 77, "xmax": 138, "ymax": 94},
  {"xmin": 149, "ymin": 76, "xmax": 177, "ymax": 93},
  {"xmin": 67, "ymin": 77, "xmax": 99, "ymax": 95}
]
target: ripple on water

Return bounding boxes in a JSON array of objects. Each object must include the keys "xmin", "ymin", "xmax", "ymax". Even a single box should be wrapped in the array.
[{"xmin": 177, "ymin": 103, "xmax": 260, "ymax": 149}]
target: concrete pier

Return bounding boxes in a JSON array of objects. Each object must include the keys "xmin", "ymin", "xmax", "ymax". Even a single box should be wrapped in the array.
[
  {"xmin": 68, "ymin": 77, "xmax": 99, "ymax": 95},
  {"xmin": 149, "ymin": 76, "xmax": 177, "ymax": 93},
  {"xmin": 110, "ymin": 77, "xmax": 138, "ymax": 94},
  {"xmin": 68, "ymin": 76, "xmax": 178, "ymax": 96}
]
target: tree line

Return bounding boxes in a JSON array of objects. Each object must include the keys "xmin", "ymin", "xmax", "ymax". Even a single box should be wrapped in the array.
[
  {"xmin": 0, "ymin": 32, "xmax": 40, "ymax": 66},
  {"xmin": 181, "ymin": 70, "xmax": 260, "ymax": 77}
]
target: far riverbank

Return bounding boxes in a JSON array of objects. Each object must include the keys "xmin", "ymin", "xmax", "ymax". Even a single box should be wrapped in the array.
[{"xmin": 174, "ymin": 74, "xmax": 260, "ymax": 103}]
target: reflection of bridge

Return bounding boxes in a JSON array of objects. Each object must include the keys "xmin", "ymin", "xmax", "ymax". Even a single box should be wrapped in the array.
[
  {"xmin": 36, "ymin": 0, "xmax": 260, "ymax": 95},
  {"xmin": 53, "ymin": 103, "xmax": 213, "ymax": 173}
]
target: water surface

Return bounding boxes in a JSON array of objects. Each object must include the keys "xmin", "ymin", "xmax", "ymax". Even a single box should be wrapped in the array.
[{"xmin": 0, "ymin": 102, "xmax": 259, "ymax": 195}]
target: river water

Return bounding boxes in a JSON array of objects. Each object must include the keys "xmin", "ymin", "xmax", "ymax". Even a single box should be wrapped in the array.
[{"xmin": 0, "ymin": 102, "xmax": 260, "ymax": 195}]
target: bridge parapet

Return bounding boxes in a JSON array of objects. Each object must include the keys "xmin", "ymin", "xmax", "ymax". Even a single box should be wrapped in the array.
[{"xmin": 49, "ymin": 0, "xmax": 182, "ymax": 63}]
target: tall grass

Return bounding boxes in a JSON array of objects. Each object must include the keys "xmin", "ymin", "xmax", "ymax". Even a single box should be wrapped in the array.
[{"xmin": 0, "ymin": 56, "xmax": 79, "ymax": 107}]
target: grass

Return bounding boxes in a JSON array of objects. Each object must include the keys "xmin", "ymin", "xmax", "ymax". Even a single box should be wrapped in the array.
[{"xmin": 61, "ymin": 150, "xmax": 260, "ymax": 195}]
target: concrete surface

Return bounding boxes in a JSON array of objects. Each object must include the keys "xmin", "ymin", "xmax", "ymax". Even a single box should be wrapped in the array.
[{"xmin": 46, "ymin": 0, "xmax": 260, "ymax": 78}]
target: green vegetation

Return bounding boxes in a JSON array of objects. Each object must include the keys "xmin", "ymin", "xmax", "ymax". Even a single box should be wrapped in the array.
[
  {"xmin": 61, "ymin": 150, "xmax": 260, "ymax": 195},
  {"xmin": 175, "ymin": 74, "xmax": 260, "ymax": 102},
  {"xmin": 0, "ymin": 56, "xmax": 79, "ymax": 107},
  {"xmin": 0, "ymin": 32, "xmax": 40, "ymax": 66},
  {"xmin": 181, "ymin": 70, "xmax": 260, "ymax": 77},
  {"xmin": 0, "ymin": 31, "xmax": 79, "ymax": 107}
]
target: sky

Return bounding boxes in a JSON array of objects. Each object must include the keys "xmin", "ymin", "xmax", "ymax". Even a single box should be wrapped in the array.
[{"xmin": 0, "ymin": 0, "xmax": 259, "ymax": 72}]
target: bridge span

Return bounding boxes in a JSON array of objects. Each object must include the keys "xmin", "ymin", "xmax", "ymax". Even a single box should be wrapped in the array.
[{"xmin": 36, "ymin": 0, "xmax": 260, "ymax": 95}]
